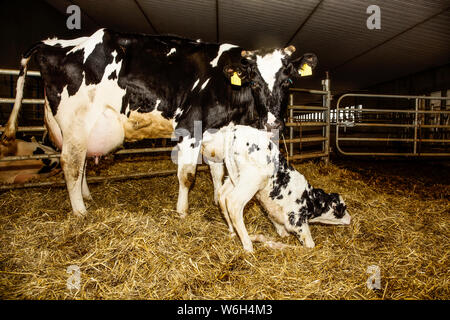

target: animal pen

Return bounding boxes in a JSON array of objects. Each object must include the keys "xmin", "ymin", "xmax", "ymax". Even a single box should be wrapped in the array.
[{"xmin": 0, "ymin": 68, "xmax": 449, "ymax": 300}]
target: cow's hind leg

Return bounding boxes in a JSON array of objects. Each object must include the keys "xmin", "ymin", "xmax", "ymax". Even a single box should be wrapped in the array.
[
  {"xmin": 81, "ymin": 160, "xmax": 92, "ymax": 201},
  {"xmin": 61, "ymin": 140, "xmax": 88, "ymax": 217},
  {"xmin": 176, "ymin": 137, "xmax": 201, "ymax": 217}
]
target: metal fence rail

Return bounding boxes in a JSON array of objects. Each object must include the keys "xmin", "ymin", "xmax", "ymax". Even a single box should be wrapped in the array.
[
  {"xmin": 286, "ymin": 73, "xmax": 331, "ymax": 163},
  {"xmin": 336, "ymin": 93, "xmax": 450, "ymax": 157}
]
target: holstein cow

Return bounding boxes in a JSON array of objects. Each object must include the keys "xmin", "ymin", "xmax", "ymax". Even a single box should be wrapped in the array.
[
  {"xmin": 202, "ymin": 125, "xmax": 351, "ymax": 252},
  {"xmin": 0, "ymin": 138, "xmax": 60, "ymax": 184},
  {"xmin": 1, "ymin": 28, "xmax": 317, "ymax": 217}
]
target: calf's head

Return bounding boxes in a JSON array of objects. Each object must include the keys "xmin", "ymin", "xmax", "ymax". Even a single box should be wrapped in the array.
[
  {"xmin": 305, "ymin": 188, "xmax": 351, "ymax": 225},
  {"xmin": 242, "ymin": 46, "xmax": 318, "ymax": 131}
]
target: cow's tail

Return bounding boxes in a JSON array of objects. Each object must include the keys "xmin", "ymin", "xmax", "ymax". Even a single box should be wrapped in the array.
[
  {"xmin": 1, "ymin": 42, "xmax": 43, "ymax": 145},
  {"xmin": 223, "ymin": 125, "xmax": 239, "ymax": 185}
]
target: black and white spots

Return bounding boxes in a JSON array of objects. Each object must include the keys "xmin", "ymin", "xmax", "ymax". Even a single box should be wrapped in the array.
[{"xmin": 207, "ymin": 125, "xmax": 350, "ymax": 252}]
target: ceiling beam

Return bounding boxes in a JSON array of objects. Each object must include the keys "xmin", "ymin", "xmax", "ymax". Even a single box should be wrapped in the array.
[
  {"xmin": 332, "ymin": 6, "xmax": 450, "ymax": 71},
  {"xmin": 133, "ymin": 0, "xmax": 159, "ymax": 34},
  {"xmin": 285, "ymin": 0, "xmax": 324, "ymax": 47}
]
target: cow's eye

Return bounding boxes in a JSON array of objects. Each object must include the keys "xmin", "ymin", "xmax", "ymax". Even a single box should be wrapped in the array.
[{"xmin": 237, "ymin": 70, "xmax": 242, "ymax": 76}]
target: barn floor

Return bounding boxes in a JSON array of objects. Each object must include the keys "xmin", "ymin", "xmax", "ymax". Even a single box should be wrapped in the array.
[{"xmin": 0, "ymin": 157, "xmax": 448, "ymax": 299}]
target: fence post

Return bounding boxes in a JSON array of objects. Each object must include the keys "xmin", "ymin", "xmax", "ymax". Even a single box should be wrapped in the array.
[
  {"xmin": 322, "ymin": 72, "xmax": 331, "ymax": 164},
  {"xmin": 289, "ymin": 93, "xmax": 294, "ymax": 158}
]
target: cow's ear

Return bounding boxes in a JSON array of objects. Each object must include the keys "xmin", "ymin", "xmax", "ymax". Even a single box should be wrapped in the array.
[
  {"xmin": 291, "ymin": 53, "xmax": 318, "ymax": 77},
  {"xmin": 223, "ymin": 65, "xmax": 244, "ymax": 86}
]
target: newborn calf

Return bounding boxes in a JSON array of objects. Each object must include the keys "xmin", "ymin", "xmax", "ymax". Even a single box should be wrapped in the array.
[{"xmin": 202, "ymin": 125, "xmax": 351, "ymax": 252}]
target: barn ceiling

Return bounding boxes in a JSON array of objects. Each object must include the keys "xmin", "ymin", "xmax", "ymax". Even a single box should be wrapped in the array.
[{"xmin": 44, "ymin": 0, "xmax": 450, "ymax": 93}]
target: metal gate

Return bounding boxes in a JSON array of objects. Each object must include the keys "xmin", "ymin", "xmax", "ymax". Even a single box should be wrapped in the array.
[
  {"xmin": 285, "ymin": 73, "xmax": 331, "ymax": 163},
  {"xmin": 336, "ymin": 93, "xmax": 450, "ymax": 157}
]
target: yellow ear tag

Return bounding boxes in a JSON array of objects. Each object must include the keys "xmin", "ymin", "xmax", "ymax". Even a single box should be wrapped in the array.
[
  {"xmin": 299, "ymin": 63, "xmax": 312, "ymax": 77},
  {"xmin": 231, "ymin": 72, "xmax": 242, "ymax": 86}
]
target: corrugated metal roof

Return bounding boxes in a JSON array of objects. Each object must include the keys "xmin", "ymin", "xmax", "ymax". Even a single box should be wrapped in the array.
[{"xmin": 44, "ymin": 0, "xmax": 450, "ymax": 92}]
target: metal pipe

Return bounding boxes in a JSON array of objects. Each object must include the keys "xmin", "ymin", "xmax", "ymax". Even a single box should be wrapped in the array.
[
  {"xmin": 0, "ymin": 69, "xmax": 41, "ymax": 77},
  {"xmin": 0, "ymin": 126, "xmax": 46, "ymax": 132},
  {"xmin": 414, "ymin": 98, "xmax": 419, "ymax": 154},
  {"xmin": 289, "ymin": 88, "xmax": 328, "ymax": 95},
  {"xmin": 0, "ymin": 98, "xmax": 45, "ymax": 104},
  {"xmin": 289, "ymin": 94, "xmax": 293, "ymax": 157},
  {"xmin": 338, "ymin": 137, "xmax": 450, "ymax": 143},
  {"xmin": 288, "ymin": 105, "xmax": 328, "ymax": 111},
  {"xmin": 0, "ymin": 166, "xmax": 209, "ymax": 190},
  {"xmin": 323, "ymin": 72, "xmax": 331, "ymax": 164},
  {"xmin": 285, "ymin": 122, "xmax": 326, "ymax": 127},
  {"xmin": 0, "ymin": 146, "xmax": 176, "ymax": 162}
]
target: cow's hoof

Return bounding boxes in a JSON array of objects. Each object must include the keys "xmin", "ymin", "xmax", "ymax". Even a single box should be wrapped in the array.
[
  {"xmin": 178, "ymin": 211, "xmax": 187, "ymax": 219},
  {"xmin": 73, "ymin": 209, "xmax": 87, "ymax": 218}
]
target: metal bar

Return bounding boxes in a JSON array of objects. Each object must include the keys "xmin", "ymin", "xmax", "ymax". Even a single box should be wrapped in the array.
[
  {"xmin": 0, "ymin": 69, "xmax": 41, "ymax": 77},
  {"xmin": 0, "ymin": 146, "xmax": 175, "ymax": 162},
  {"xmin": 289, "ymin": 88, "xmax": 328, "ymax": 95},
  {"xmin": 287, "ymin": 152, "xmax": 328, "ymax": 161},
  {"xmin": 0, "ymin": 98, "xmax": 45, "ymax": 104},
  {"xmin": 288, "ymin": 105, "xmax": 328, "ymax": 111},
  {"xmin": 289, "ymin": 94, "xmax": 293, "ymax": 157},
  {"xmin": 0, "ymin": 166, "xmax": 210, "ymax": 190},
  {"xmin": 285, "ymin": 122, "xmax": 326, "ymax": 127},
  {"xmin": 334, "ymin": 151, "xmax": 450, "ymax": 157},
  {"xmin": 414, "ymin": 98, "xmax": 419, "ymax": 155},
  {"xmin": 337, "ymin": 108, "xmax": 450, "ymax": 114},
  {"xmin": 283, "ymin": 137, "xmax": 327, "ymax": 143},
  {"xmin": 323, "ymin": 72, "xmax": 331, "ymax": 164},
  {"xmin": 338, "ymin": 93, "xmax": 450, "ymax": 102},
  {"xmin": 343, "ymin": 123, "xmax": 416, "ymax": 128},
  {"xmin": 0, "ymin": 126, "xmax": 45, "ymax": 132},
  {"xmin": 339, "ymin": 137, "xmax": 450, "ymax": 143}
]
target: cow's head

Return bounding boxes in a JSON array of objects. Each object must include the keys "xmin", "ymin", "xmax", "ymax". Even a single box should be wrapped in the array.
[
  {"xmin": 242, "ymin": 46, "xmax": 318, "ymax": 131},
  {"xmin": 307, "ymin": 189, "xmax": 351, "ymax": 225}
]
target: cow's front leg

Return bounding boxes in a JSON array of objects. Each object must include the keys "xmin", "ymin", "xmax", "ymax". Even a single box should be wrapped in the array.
[
  {"xmin": 60, "ymin": 140, "xmax": 87, "ymax": 217},
  {"xmin": 209, "ymin": 161, "xmax": 224, "ymax": 205},
  {"xmin": 176, "ymin": 137, "xmax": 201, "ymax": 217}
]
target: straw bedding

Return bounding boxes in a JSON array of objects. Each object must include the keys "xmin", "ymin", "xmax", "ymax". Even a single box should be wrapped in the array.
[{"xmin": 0, "ymin": 157, "xmax": 448, "ymax": 299}]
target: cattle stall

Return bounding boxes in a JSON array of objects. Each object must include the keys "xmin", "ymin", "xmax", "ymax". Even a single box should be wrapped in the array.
[{"xmin": 0, "ymin": 0, "xmax": 449, "ymax": 302}]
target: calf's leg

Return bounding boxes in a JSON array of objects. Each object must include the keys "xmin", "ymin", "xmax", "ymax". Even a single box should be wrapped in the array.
[
  {"xmin": 209, "ymin": 161, "xmax": 224, "ymax": 205},
  {"xmin": 217, "ymin": 177, "xmax": 235, "ymax": 235},
  {"xmin": 225, "ymin": 168, "xmax": 265, "ymax": 252}
]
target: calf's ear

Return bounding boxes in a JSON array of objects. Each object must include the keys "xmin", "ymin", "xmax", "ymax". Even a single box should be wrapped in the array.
[{"xmin": 290, "ymin": 53, "xmax": 318, "ymax": 77}]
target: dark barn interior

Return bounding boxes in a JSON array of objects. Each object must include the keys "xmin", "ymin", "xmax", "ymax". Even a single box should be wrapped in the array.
[{"xmin": 0, "ymin": 0, "xmax": 449, "ymax": 300}]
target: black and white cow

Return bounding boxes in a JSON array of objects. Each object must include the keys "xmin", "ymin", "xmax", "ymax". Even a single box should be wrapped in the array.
[
  {"xmin": 202, "ymin": 125, "xmax": 351, "ymax": 252},
  {"xmin": 1, "ymin": 28, "xmax": 317, "ymax": 217}
]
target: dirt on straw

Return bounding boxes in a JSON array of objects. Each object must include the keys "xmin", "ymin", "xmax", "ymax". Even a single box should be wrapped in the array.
[{"xmin": 0, "ymin": 156, "xmax": 449, "ymax": 299}]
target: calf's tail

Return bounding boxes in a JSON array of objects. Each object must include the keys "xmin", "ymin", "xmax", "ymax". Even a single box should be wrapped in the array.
[{"xmin": 1, "ymin": 42, "xmax": 43, "ymax": 145}]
